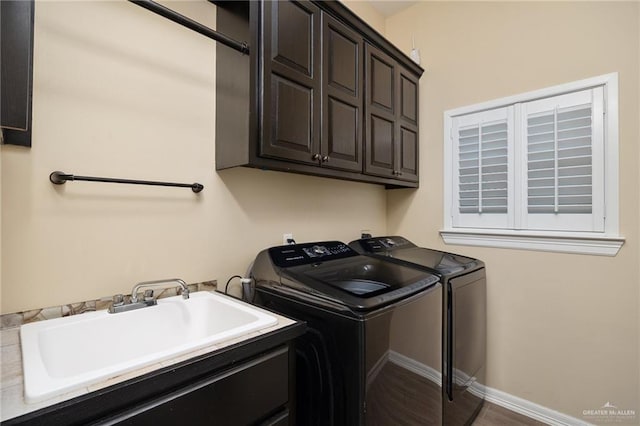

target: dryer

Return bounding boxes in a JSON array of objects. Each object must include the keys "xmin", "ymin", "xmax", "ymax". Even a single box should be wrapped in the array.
[
  {"xmin": 349, "ymin": 236, "xmax": 486, "ymax": 425},
  {"xmin": 250, "ymin": 241, "xmax": 443, "ymax": 425}
]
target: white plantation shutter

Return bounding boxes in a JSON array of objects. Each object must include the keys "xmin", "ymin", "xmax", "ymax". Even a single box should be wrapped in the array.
[
  {"xmin": 453, "ymin": 107, "xmax": 512, "ymax": 229},
  {"xmin": 450, "ymin": 87, "xmax": 605, "ymax": 233},
  {"xmin": 444, "ymin": 74, "xmax": 620, "ymax": 255},
  {"xmin": 457, "ymin": 126, "xmax": 481, "ymax": 213},
  {"xmin": 458, "ymin": 121, "xmax": 509, "ymax": 213},
  {"xmin": 527, "ymin": 101, "xmax": 593, "ymax": 214},
  {"xmin": 521, "ymin": 88, "xmax": 604, "ymax": 232}
]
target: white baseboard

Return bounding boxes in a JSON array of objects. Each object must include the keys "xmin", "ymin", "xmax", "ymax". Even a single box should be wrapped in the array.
[
  {"xmin": 483, "ymin": 387, "xmax": 593, "ymax": 426},
  {"xmin": 388, "ymin": 350, "xmax": 592, "ymax": 426},
  {"xmin": 388, "ymin": 350, "xmax": 442, "ymax": 385}
]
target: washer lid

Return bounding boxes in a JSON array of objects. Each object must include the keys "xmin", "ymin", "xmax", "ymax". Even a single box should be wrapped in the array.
[
  {"xmin": 268, "ymin": 241, "xmax": 439, "ymax": 311},
  {"xmin": 388, "ymin": 248, "xmax": 480, "ymax": 276},
  {"xmin": 350, "ymin": 236, "xmax": 482, "ymax": 277}
]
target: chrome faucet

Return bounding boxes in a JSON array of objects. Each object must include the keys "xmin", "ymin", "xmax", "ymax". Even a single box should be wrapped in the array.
[
  {"xmin": 109, "ymin": 278, "xmax": 190, "ymax": 314},
  {"xmin": 131, "ymin": 278, "xmax": 190, "ymax": 303}
]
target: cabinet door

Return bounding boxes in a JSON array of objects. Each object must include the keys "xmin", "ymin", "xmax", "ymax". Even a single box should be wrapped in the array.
[
  {"xmin": 364, "ymin": 44, "xmax": 396, "ymax": 178},
  {"xmin": 395, "ymin": 68, "xmax": 419, "ymax": 182},
  {"xmin": 364, "ymin": 44, "xmax": 420, "ymax": 183},
  {"xmin": 321, "ymin": 13, "xmax": 363, "ymax": 172},
  {"xmin": 261, "ymin": 0, "xmax": 321, "ymax": 166},
  {"xmin": 0, "ymin": 0, "xmax": 34, "ymax": 147},
  {"xmin": 103, "ymin": 347, "xmax": 289, "ymax": 426}
]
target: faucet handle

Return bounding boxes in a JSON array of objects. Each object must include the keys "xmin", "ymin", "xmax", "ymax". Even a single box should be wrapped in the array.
[
  {"xmin": 112, "ymin": 294, "xmax": 125, "ymax": 307},
  {"xmin": 143, "ymin": 289, "xmax": 155, "ymax": 302}
]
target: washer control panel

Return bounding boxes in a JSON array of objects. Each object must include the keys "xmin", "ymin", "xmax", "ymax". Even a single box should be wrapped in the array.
[
  {"xmin": 356, "ymin": 236, "xmax": 413, "ymax": 252},
  {"xmin": 269, "ymin": 241, "xmax": 358, "ymax": 267}
]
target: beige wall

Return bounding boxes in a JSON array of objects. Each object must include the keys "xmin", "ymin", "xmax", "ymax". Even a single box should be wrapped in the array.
[
  {"xmin": 0, "ymin": 1, "xmax": 388, "ymax": 313},
  {"xmin": 341, "ymin": 0, "xmax": 386, "ymax": 35},
  {"xmin": 385, "ymin": 1, "xmax": 639, "ymax": 421}
]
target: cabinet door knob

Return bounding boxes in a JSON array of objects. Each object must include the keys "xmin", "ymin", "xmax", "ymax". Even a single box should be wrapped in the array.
[
  {"xmin": 312, "ymin": 154, "xmax": 321, "ymax": 161},
  {"xmin": 322, "ymin": 156, "xmax": 329, "ymax": 162}
]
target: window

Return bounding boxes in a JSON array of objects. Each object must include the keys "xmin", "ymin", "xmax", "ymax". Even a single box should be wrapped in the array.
[{"xmin": 443, "ymin": 74, "xmax": 623, "ymax": 256}]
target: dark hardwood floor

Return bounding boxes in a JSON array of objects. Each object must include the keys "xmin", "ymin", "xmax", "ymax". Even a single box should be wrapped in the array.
[
  {"xmin": 365, "ymin": 361, "xmax": 546, "ymax": 425},
  {"xmin": 367, "ymin": 361, "xmax": 442, "ymax": 425}
]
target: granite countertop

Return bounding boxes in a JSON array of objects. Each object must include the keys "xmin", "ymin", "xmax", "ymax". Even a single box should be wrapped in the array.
[{"xmin": 0, "ymin": 294, "xmax": 296, "ymax": 423}]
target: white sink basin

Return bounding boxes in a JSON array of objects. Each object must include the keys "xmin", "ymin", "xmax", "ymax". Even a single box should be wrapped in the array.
[{"xmin": 20, "ymin": 291, "xmax": 277, "ymax": 403}]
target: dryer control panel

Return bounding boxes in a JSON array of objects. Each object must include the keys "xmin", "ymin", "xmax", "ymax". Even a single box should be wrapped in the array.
[
  {"xmin": 356, "ymin": 236, "xmax": 414, "ymax": 252},
  {"xmin": 269, "ymin": 241, "xmax": 358, "ymax": 267}
]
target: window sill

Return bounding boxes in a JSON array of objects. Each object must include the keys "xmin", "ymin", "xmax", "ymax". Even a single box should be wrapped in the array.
[{"xmin": 440, "ymin": 229, "xmax": 624, "ymax": 256}]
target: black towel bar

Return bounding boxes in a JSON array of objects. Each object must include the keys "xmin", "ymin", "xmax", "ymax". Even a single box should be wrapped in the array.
[{"xmin": 49, "ymin": 171, "xmax": 204, "ymax": 193}]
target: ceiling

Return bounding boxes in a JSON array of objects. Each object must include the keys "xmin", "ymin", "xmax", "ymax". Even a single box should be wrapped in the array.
[{"xmin": 367, "ymin": 1, "xmax": 419, "ymax": 17}]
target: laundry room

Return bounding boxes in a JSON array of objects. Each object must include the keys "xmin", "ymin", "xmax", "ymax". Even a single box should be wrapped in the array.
[{"xmin": 1, "ymin": 1, "xmax": 638, "ymax": 425}]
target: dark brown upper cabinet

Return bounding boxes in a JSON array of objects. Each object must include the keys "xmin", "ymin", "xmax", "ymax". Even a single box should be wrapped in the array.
[
  {"xmin": 364, "ymin": 44, "xmax": 396, "ymax": 179},
  {"xmin": 1, "ymin": 0, "xmax": 35, "ymax": 147},
  {"xmin": 321, "ymin": 13, "xmax": 363, "ymax": 173},
  {"xmin": 261, "ymin": 0, "xmax": 321, "ymax": 166},
  {"xmin": 214, "ymin": 0, "xmax": 423, "ymax": 188},
  {"xmin": 397, "ymin": 68, "xmax": 420, "ymax": 182},
  {"xmin": 364, "ymin": 43, "xmax": 419, "ymax": 183}
]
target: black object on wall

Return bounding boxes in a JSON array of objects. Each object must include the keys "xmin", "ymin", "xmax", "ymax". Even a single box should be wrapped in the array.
[
  {"xmin": 0, "ymin": 0, "xmax": 35, "ymax": 147},
  {"xmin": 49, "ymin": 171, "xmax": 204, "ymax": 193}
]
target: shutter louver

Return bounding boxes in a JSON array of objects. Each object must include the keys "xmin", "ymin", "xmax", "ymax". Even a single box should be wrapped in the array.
[
  {"xmin": 527, "ymin": 103, "xmax": 592, "ymax": 214},
  {"xmin": 458, "ymin": 120, "xmax": 508, "ymax": 214}
]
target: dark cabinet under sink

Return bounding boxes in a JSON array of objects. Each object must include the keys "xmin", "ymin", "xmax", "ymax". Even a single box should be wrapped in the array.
[{"xmin": 98, "ymin": 347, "xmax": 290, "ymax": 426}]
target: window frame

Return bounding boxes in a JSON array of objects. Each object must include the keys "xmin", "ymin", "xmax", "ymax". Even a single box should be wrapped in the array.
[{"xmin": 442, "ymin": 73, "xmax": 624, "ymax": 256}]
